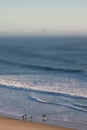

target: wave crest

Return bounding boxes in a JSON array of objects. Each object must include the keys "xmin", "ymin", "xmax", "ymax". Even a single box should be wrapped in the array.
[{"xmin": 0, "ymin": 59, "xmax": 86, "ymax": 74}]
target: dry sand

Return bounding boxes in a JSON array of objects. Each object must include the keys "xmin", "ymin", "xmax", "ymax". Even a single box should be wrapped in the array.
[{"xmin": 0, "ymin": 116, "xmax": 75, "ymax": 130}]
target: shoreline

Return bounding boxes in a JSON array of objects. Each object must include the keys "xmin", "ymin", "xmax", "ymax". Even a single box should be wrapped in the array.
[{"xmin": 0, "ymin": 116, "xmax": 75, "ymax": 130}]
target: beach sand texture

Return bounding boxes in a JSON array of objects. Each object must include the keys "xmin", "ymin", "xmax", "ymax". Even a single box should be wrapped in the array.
[{"xmin": 0, "ymin": 116, "xmax": 75, "ymax": 130}]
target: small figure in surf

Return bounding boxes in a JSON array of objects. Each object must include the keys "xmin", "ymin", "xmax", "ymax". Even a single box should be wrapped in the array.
[
  {"xmin": 42, "ymin": 115, "xmax": 47, "ymax": 121},
  {"xmin": 30, "ymin": 115, "xmax": 32, "ymax": 121},
  {"xmin": 22, "ymin": 115, "xmax": 25, "ymax": 120},
  {"xmin": 24, "ymin": 114, "xmax": 27, "ymax": 120},
  {"xmin": 22, "ymin": 114, "xmax": 27, "ymax": 120}
]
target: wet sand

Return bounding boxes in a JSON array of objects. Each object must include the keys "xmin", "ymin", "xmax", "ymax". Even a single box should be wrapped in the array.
[{"xmin": 0, "ymin": 116, "xmax": 75, "ymax": 130}]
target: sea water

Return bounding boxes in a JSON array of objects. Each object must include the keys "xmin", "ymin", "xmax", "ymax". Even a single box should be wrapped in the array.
[{"xmin": 0, "ymin": 36, "xmax": 87, "ymax": 129}]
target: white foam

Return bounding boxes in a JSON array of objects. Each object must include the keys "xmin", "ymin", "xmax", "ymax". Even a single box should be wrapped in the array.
[{"xmin": 0, "ymin": 74, "xmax": 87, "ymax": 98}]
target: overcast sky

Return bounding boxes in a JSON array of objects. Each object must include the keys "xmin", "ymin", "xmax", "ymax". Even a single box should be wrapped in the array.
[{"xmin": 0, "ymin": 0, "xmax": 87, "ymax": 36}]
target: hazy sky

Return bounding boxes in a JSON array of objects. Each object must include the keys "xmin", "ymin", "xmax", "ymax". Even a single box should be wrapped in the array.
[{"xmin": 0, "ymin": 0, "xmax": 87, "ymax": 35}]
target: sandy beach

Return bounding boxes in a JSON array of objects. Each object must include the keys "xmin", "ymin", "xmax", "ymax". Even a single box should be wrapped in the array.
[{"xmin": 0, "ymin": 116, "xmax": 75, "ymax": 130}]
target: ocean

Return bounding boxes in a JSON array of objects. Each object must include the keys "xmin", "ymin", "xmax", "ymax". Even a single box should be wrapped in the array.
[{"xmin": 0, "ymin": 36, "xmax": 87, "ymax": 129}]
